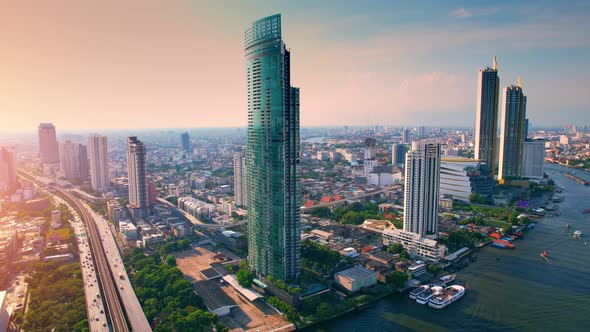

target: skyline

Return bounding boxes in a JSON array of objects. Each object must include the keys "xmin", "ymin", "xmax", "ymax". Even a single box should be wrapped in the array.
[{"xmin": 1, "ymin": 0, "xmax": 590, "ymax": 132}]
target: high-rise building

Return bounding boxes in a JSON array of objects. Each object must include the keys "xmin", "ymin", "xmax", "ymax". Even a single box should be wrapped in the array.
[
  {"xmin": 403, "ymin": 141, "xmax": 441, "ymax": 236},
  {"xmin": 474, "ymin": 57, "xmax": 500, "ymax": 173},
  {"xmin": 79, "ymin": 144, "xmax": 89, "ymax": 182},
  {"xmin": 38, "ymin": 123, "xmax": 60, "ymax": 164},
  {"xmin": 127, "ymin": 136, "xmax": 149, "ymax": 218},
  {"xmin": 363, "ymin": 138, "xmax": 378, "ymax": 176},
  {"xmin": 392, "ymin": 144, "xmax": 410, "ymax": 166},
  {"xmin": 233, "ymin": 152, "xmax": 247, "ymax": 208},
  {"xmin": 245, "ymin": 14, "xmax": 300, "ymax": 281},
  {"xmin": 0, "ymin": 147, "xmax": 17, "ymax": 194},
  {"xmin": 181, "ymin": 132, "xmax": 191, "ymax": 151},
  {"xmin": 88, "ymin": 134, "xmax": 110, "ymax": 193},
  {"xmin": 59, "ymin": 141, "xmax": 88, "ymax": 181},
  {"xmin": 498, "ymin": 82, "xmax": 527, "ymax": 180},
  {"xmin": 520, "ymin": 141, "xmax": 545, "ymax": 179},
  {"xmin": 402, "ymin": 128, "xmax": 411, "ymax": 144}
]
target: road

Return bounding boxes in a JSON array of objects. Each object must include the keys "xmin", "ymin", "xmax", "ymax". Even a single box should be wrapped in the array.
[
  {"xmin": 19, "ymin": 170, "xmax": 130, "ymax": 332},
  {"xmin": 83, "ymin": 202, "xmax": 153, "ymax": 332},
  {"xmin": 53, "ymin": 195, "xmax": 109, "ymax": 332}
]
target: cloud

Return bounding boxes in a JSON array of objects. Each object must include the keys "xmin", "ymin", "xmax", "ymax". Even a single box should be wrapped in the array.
[{"xmin": 451, "ymin": 8, "xmax": 472, "ymax": 19}]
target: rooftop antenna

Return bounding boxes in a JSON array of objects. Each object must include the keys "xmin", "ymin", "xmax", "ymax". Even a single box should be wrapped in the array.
[{"xmin": 493, "ymin": 56, "xmax": 498, "ymax": 70}]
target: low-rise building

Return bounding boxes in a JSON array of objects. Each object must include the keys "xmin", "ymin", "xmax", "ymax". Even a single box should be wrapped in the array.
[
  {"xmin": 119, "ymin": 221, "xmax": 138, "ymax": 240},
  {"xmin": 334, "ymin": 265, "xmax": 377, "ymax": 292},
  {"xmin": 383, "ymin": 227, "xmax": 447, "ymax": 262}
]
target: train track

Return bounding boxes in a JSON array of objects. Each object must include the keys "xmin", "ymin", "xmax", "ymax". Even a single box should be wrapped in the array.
[{"xmin": 19, "ymin": 170, "xmax": 130, "ymax": 332}]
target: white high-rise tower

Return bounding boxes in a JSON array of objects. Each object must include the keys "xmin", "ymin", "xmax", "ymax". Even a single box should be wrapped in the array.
[
  {"xmin": 88, "ymin": 134, "xmax": 110, "ymax": 193},
  {"xmin": 403, "ymin": 141, "xmax": 441, "ymax": 236}
]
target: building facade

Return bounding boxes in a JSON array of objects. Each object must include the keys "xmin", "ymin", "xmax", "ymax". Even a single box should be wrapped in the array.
[
  {"xmin": 88, "ymin": 134, "xmax": 110, "ymax": 193},
  {"xmin": 38, "ymin": 123, "xmax": 60, "ymax": 164},
  {"xmin": 403, "ymin": 141, "xmax": 441, "ymax": 236},
  {"xmin": 181, "ymin": 132, "xmax": 191, "ymax": 151},
  {"xmin": 245, "ymin": 14, "xmax": 301, "ymax": 281},
  {"xmin": 233, "ymin": 152, "xmax": 247, "ymax": 207},
  {"xmin": 440, "ymin": 158, "xmax": 495, "ymax": 202},
  {"xmin": 521, "ymin": 141, "xmax": 545, "ymax": 179},
  {"xmin": 498, "ymin": 84, "xmax": 527, "ymax": 180},
  {"xmin": 474, "ymin": 57, "xmax": 500, "ymax": 174},
  {"xmin": 127, "ymin": 136, "xmax": 149, "ymax": 218},
  {"xmin": 383, "ymin": 227, "xmax": 448, "ymax": 262},
  {"xmin": 59, "ymin": 141, "xmax": 88, "ymax": 181},
  {"xmin": 0, "ymin": 147, "xmax": 17, "ymax": 194},
  {"xmin": 391, "ymin": 143, "xmax": 410, "ymax": 166}
]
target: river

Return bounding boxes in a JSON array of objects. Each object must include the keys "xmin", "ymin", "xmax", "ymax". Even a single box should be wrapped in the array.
[{"xmin": 312, "ymin": 164, "xmax": 590, "ymax": 332}]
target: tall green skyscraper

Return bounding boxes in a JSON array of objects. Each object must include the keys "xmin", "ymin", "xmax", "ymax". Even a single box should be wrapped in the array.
[{"xmin": 245, "ymin": 14, "xmax": 301, "ymax": 281}]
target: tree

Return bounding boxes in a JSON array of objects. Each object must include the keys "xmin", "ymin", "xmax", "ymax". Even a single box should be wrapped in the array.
[
  {"xmin": 236, "ymin": 268, "xmax": 254, "ymax": 288},
  {"xmin": 316, "ymin": 302, "xmax": 334, "ymax": 319},
  {"xmin": 311, "ymin": 206, "xmax": 331, "ymax": 218},
  {"xmin": 387, "ymin": 271, "xmax": 409, "ymax": 290},
  {"xmin": 165, "ymin": 255, "xmax": 177, "ymax": 267},
  {"xmin": 469, "ymin": 193, "xmax": 486, "ymax": 204},
  {"xmin": 386, "ymin": 243, "xmax": 405, "ymax": 254}
]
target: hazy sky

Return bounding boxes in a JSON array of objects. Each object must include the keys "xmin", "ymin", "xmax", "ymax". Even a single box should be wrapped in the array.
[{"xmin": 1, "ymin": 0, "xmax": 589, "ymax": 132}]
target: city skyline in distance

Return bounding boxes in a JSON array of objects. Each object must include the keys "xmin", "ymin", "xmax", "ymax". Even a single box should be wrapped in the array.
[{"xmin": 1, "ymin": 0, "xmax": 589, "ymax": 132}]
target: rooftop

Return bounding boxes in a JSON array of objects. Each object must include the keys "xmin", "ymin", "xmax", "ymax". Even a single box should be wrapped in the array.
[
  {"xmin": 193, "ymin": 280, "xmax": 236, "ymax": 311},
  {"xmin": 335, "ymin": 265, "xmax": 376, "ymax": 280}
]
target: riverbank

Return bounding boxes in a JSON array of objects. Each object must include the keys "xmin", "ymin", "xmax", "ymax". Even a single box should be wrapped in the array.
[{"xmin": 313, "ymin": 164, "xmax": 590, "ymax": 332}]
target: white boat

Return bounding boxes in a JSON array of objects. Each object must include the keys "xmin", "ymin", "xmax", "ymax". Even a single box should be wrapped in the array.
[
  {"xmin": 439, "ymin": 274, "xmax": 456, "ymax": 284},
  {"xmin": 409, "ymin": 285, "xmax": 429, "ymax": 300},
  {"xmin": 416, "ymin": 286, "xmax": 443, "ymax": 304},
  {"xmin": 428, "ymin": 285, "xmax": 465, "ymax": 309},
  {"xmin": 574, "ymin": 230, "xmax": 582, "ymax": 238}
]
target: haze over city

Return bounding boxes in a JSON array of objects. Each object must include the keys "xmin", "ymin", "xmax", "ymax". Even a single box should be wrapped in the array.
[
  {"xmin": 1, "ymin": 2, "xmax": 590, "ymax": 332},
  {"xmin": 1, "ymin": 0, "xmax": 589, "ymax": 132}
]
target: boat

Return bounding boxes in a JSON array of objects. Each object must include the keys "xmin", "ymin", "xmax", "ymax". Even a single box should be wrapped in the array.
[
  {"xmin": 583, "ymin": 209, "xmax": 590, "ymax": 214},
  {"xmin": 439, "ymin": 274, "xmax": 457, "ymax": 284},
  {"xmin": 565, "ymin": 224, "xmax": 571, "ymax": 230},
  {"xmin": 528, "ymin": 222, "xmax": 537, "ymax": 229},
  {"xmin": 493, "ymin": 239, "xmax": 515, "ymax": 249},
  {"xmin": 428, "ymin": 285, "xmax": 465, "ymax": 309},
  {"xmin": 574, "ymin": 230, "xmax": 583, "ymax": 238},
  {"xmin": 491, "ymin": 241, "xmax": 507, "ymax": 249},
  {"xmin": 416, "ymin": 286, "xmax": 443, "ymax": 304},
  {"xmin": 409, "ymin": 285, "xmax": 429, "ymax": 300},
  {"xmin": 541, "ymin": 250, "xmax": 549, "ymax": 260},
  {"xmin": 501, "ymin": 237, "xmax": 513, "ymax": 242}
]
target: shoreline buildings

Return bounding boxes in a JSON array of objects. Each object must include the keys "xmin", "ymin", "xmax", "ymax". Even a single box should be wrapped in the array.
[
  {"xmin": 403, "ymin": 141, "xmax": 441, "ymax": 236},
  {"xmin": 474, "ymin": 57, "xmax": 500, "ymax": 174},
  {"xmin": 245, "ymin": 14, "xmax": 301, "ymax": 281},
  {"xmin": 498, "ymin": 80, "xmax": 527, "ymax": 180}
]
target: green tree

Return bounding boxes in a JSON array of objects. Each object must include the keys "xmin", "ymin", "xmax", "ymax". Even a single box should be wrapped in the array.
[
  {"xmin": 387, "ymin": 271, "xmax": 409, "ymax": 290},
  {"xmin": 310, "ymin": 206, "xmax": 331, "ymax": 218},
  {"xmin": 236, "ymin": 268, "xmax": 254, "ymax": 288},
  {"xmin": 316, "ymin": 302, "xmax": 334, "ymax": 319},
  {"xmin": 165, "ymin": 255, "xmax": 177, "ymax": 266}
]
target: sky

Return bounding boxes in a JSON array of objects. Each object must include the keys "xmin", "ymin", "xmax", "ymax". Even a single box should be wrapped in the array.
[{"xmin": 1, "ymin": 0, "xmax": 589, "ymax": 132}]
